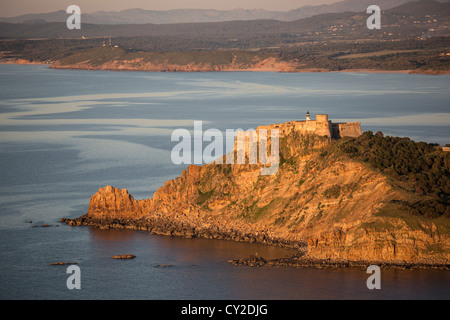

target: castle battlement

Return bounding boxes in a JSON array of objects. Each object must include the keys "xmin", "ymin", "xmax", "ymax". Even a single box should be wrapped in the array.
[{"xmin": 257, "ymin": 113, "xmax": 362, "ymax": 139}]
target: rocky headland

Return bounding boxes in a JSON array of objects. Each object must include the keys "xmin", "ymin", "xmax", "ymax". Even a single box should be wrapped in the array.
[{"xmin": 62, "ymin": 118, "xmax": 450, "ymax": 270}]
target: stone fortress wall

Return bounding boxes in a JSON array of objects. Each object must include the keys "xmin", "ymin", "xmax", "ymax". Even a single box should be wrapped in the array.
[{"xmin": 257, "ymin": 113, "xmax": 362, "ymax": 139}]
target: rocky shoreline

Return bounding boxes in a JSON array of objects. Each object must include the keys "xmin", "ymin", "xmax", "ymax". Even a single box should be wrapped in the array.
[
  {"xmin": 60, "ymin": 215, "xmax": 450, "ymax": 271},
  {"xmin": 59, "ymin": 215, "xmax": 304, "ymax": 249},
  {"xmin": 229, "ymin": 254, "xmax": 450, "ymax": 270}
]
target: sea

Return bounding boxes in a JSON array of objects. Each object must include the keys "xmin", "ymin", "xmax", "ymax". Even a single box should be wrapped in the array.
[{"xmin": 0, "ymin": 64, "xmax": 449, "ymax": 300}]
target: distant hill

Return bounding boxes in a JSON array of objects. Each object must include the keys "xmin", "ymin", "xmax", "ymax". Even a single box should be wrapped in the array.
[
  {"xmin": 0, "ymin": 0, "xmax": 449, "ymax": 40},
  {"xmin": 0, "ymin": 10, "xmax": 67, "ymax": 24},
  {"xmin": 1, "ymin": 0, "xmax": 449, "ymax": 25},
  {"xmin": 388, "ymin": 0, "xmax": 450, "ymax": 14},
  {"xmin": 271, "ymin": 0, "xmax": 432, "ymax": 20}
]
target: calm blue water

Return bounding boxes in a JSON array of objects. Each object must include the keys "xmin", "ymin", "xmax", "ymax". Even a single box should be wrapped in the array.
[{"xmin": 0, "ymin": 64, "xmax": 449, "ymax": 300}]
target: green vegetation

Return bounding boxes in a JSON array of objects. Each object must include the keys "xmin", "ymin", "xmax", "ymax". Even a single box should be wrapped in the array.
[
  {"xmin": 338, "ymin": 131, "xmax": 450, "ymax": 218},
  {"xmin": 336, "ymin": 49, "xmax": 428, "ymax": 60},
  {"xmin": 1, "ymin": 36, "xmax": 449, "ymax": 73},
  {"xmin": 143, "ymin": 50, "xmax": 262, "ymax": 67},
  {"xmin": 323, "ymin": 185, "xmax": 342, "ymax": 199},
  {"xmin": 368, "ymin": 201, "xmax": 450, "ymax": 237},
  {"xmin": 196, "ymin": 188, "xmax": 216, "ymax": 205},
  {"xmin": 57, "ymin": 46, "xmax": 266, "ymax": 68},
  {"xmin": 359, "ymin": 220, "xmax": 395, "ymax": 232},
  {"xmin": 1, "ymin": 0, "xmax": 449, "ymax": 73},
  {"xmin": 60, "ymin": 46, "xmax": 128, "ymax": 66},
  {"xmin": 272, "ymin": 37, "xmax": 450, "ymax": 72},
  {"xmin": 241, "ymin": 198, "xmax": 283, "ymax": 222},
  {"xmin": 297, "ymin": 179, "xmax": 306, "ymax": 187}
]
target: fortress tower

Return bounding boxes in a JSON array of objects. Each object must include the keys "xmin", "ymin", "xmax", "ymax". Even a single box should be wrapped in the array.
[
  {"xmin": 316, "ymin": 114, "xmax": 328, "ymax": 123},
  {"xmin": 257, "ymin": 113, "xmax": 362, "ymax": 140}
]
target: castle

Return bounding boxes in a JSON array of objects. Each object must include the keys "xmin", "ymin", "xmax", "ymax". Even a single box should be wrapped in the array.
[{"xmin": 258, "ymin": 112, "xmax": 362, "ymax": 139}]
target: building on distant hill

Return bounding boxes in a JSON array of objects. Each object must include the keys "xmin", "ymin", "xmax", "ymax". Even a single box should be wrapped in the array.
[{"xmin": 258, "ymin": 113, "xmax": 362, "ymax": 139}]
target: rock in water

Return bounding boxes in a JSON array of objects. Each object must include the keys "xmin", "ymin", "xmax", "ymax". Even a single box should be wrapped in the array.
[
  {"xmin": 50, "ymin": 262, "xmax": 77, "ymax": 265},
  {"xmin": 229, "ymin": 255, "xmax": 267, "ymax": 267},
  {"xmin": 111, "ymin": 254, "xmax": 136, "ymax": 259}
]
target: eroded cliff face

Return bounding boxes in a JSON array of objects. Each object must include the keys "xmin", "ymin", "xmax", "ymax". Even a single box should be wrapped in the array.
[
  {"xmin": 65, "ymin": 127, "xmax": 450, "ymax": 266},
  {"xmin": 85, "ymin": 185, "xmax": 151, "ymax": 220}
]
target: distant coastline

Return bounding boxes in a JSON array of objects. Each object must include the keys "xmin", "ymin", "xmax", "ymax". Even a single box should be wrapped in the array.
[{"xmin": 3, "ymin": 59, "xmax": 449, "ymax": 75}]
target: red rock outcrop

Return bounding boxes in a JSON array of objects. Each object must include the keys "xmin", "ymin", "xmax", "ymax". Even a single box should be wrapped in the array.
[
  {"xmin": 63, "ymin": 123, "xmax": 450, "ymax": 267},
  {"xmin": 86, "ymin": 185, "xmax": 150, "ymax": 220}
]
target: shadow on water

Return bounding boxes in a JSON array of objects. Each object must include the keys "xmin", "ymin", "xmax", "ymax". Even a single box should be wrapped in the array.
[
  {"xmin": 83, "ymin": 228, "xmax": 450, "ymax": 300},
  {"xmin": 87, "ymin": 228, "xmax": 297, "ymax": 264}
]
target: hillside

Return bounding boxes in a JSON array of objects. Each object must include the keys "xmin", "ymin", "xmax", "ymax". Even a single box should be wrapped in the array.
[
  {"xmin": 2, "ymin": 0, "xmax": 450, "ymax": 74},
  {"xmin": 1, "ymin": 0, "xmax": 449, "ymax": 40},
  {"xmin": 33, "ymin": 38, "xmax": 448, "ymax": 74},
  {"xmin": 62, "ymin": 123, "xmax": 450, "ymax": 268},
  {"xmin": 48, "ymin": 47, "xmax": 294, "ymax": 72},
  {"xmin": 3, "ymin": 0, "xmax": 446, "ymax": 25}
]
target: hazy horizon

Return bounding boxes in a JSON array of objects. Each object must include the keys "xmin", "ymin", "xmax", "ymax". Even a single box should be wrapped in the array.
[{"xmin": 0, "ymin": 0, "xmax": 340, "ymax": 17}]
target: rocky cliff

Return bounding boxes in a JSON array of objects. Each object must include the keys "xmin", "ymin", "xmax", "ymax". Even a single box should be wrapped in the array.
[{"xmin": 63, "ymin": 124, "xmax": 450, "ymax": 268}]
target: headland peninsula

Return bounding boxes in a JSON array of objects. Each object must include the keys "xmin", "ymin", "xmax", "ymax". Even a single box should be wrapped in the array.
[{"xmin": 62, "ymin": 115, "xmax": 450, "ymax": 270}]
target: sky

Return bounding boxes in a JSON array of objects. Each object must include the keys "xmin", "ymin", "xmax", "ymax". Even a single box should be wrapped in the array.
[{"xmin": 0, "ymin": 0, "xmax": 340, "ymax": 17}]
